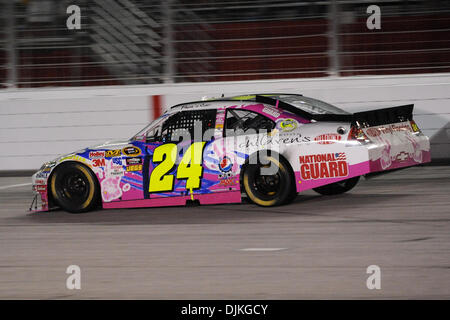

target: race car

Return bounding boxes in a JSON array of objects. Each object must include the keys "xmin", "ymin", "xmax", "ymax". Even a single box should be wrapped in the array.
[{"xmin": 30, "ymin": 94, "xmax": 431, "ymax": 213}]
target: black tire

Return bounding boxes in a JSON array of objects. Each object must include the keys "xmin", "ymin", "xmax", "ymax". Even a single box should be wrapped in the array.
[
  {"xmin": 242, "ymin": 153, "xmax": 295, "ymax": 207},
  {"xmin": 313, "ymin": 176, "xmax": 360, "ymax": 196},
  {"xmin": 49, "ymin": 162, "xmax": 100, "ymax": 213},
  {"xmin": 286, "ymin": 187, "xmax": 298, "ymax": 204}
]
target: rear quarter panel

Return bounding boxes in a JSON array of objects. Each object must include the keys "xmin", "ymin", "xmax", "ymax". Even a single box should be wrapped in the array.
[{"xmin": 280, "ymin": 122, "xmax": 370, "ymax": 192}]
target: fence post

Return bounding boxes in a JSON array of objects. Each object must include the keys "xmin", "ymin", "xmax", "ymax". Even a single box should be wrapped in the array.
[
  {"xmin": 328, "ymin": 0, "xmax": 340, "ymax": 77},
  {"xmin": 5, "ymin": 0, "xmax": 18, "ymax": 88},
  {"xmin": 162, "ymin": 0, "xmax": 175, "ymax": 83}
]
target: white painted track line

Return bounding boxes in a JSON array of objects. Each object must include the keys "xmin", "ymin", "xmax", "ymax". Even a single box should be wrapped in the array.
[{"xmin": 239, "ymin": 248, "xmax": 287, "ymax": 252}]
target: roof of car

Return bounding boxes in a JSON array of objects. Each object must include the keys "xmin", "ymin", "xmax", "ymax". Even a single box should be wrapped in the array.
[
  {"xmin": 169, "ymin": 93, "xmax": 302, "ymax": 110},
  {"xmin": 168, "ymin": 93, "xmax": 353, "ymax": 122}
]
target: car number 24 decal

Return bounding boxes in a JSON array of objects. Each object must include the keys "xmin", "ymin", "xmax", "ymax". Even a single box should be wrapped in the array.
[{"xmin": 148, "ymin": 142, "xmax": 206, "ymax": 193}]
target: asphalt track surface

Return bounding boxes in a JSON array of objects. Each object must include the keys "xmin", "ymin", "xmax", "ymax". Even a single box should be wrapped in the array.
[{"xmin": 0, "ymin": 166, "xmax": 449, "ymax": 299}]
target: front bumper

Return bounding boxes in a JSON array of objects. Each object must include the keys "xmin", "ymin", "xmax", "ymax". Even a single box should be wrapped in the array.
[{"xmin": 30, "ymin": 170, "xmax": 50, "ymax": 212}]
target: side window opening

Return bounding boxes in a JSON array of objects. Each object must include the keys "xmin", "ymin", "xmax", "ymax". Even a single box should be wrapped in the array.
[
  {"xmin": 161, "ymin": 109, "xmax": 217, "ymax": 142},
  {"xmin": 224, "ymin": 109, "xmax": 275, "ymax": 137}
]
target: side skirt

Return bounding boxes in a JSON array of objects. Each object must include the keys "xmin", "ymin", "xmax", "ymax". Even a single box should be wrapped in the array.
[{"xmin": 102, "ymin": 191, "xmax": 242, "ymax": 209}]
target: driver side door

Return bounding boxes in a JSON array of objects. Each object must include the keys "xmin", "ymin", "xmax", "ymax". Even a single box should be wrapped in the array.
[{"xmin": 141, "ymin": 109, "xmax": 217, "ymax": 200}]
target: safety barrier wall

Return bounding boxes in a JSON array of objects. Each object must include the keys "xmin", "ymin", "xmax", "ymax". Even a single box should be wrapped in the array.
[{"xmin": 0, "ymin": 73, "xmax": 449, "ymax": 170}]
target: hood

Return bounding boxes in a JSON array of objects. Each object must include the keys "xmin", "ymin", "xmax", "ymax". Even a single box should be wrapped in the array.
[
  {"xmin": 40, "ymin": 139, "xmax": 133, "ymax": 170},
  {"xmin": 87, "ymin": 139, "xmax": 132, "ymax": 150}
]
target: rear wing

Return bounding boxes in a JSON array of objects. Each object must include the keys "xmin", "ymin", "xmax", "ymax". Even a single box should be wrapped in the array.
[
  {"xmin": 254, "ymin": 95, "xmax": 414, "ymax": 126},
  {"xmin": 352, "ymin": 104, "xmax": 414, "ymax": 127}
]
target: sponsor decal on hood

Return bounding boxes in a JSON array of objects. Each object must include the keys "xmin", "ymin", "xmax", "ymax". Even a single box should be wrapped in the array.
[
  {"xmin": 89, "ymin": 151, "xmax": 105, "ymax": 159},
  {"xmin": 122, "ymin": 146, "xmax": 142, "ymax": 157}
]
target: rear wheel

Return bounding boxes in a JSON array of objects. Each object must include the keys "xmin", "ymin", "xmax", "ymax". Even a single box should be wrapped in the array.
[
  {"xmin": 313, "ymin": 176, "xmax": 360, "ymax": 196},
  {"xmin": 50, "ymin": 162, "xmax": 100, "ymax": 213},
  {"xmin": 242, "ymin": 154, "xmax": 295, "ymax": 206}
]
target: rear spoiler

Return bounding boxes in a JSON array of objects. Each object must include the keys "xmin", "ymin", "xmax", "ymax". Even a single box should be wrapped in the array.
[
  {"xmin": 352, "ymin": 104, "xmax": 414, "ymax": 127},
  {"xmin": 254, "ymin": 95, "xmax": 414, "ymax": 126}
]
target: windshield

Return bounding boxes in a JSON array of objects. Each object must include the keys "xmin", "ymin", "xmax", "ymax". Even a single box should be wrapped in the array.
[{"xmin": 275, "ymin": 95, "xmax": 350, "ymax": 115}]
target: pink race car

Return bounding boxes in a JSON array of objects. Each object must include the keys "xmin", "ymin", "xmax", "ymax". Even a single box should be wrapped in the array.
[{"xmin": 30, "ymin": 94, "xmax": 430, "ymax": 213}]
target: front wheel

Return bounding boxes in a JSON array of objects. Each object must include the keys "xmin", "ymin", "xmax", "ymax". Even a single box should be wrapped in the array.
[
  {"xmin": 50, "ymin": 162, "xmax": 100, "ymax": 213},
  {"xmin": 313, "ymin": 176, "xmax": 360, "ymax": 196},
  {"xmin": 242, "ymin": 154, "xmax": 295, "ymax": 207}
]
